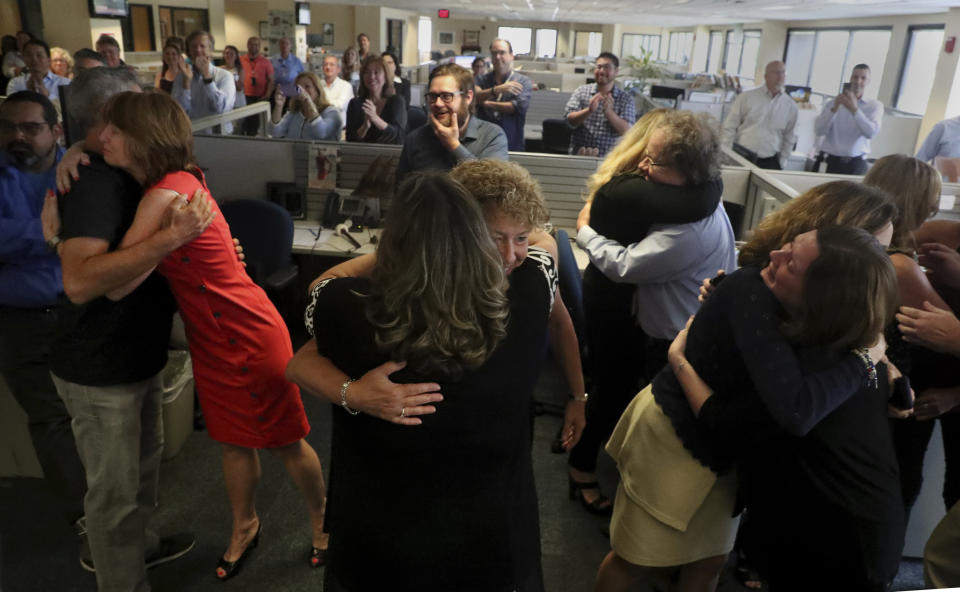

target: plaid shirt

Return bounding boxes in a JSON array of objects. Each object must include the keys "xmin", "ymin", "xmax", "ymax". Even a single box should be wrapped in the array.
[{"xmin": 563, "ymin": 84, "xmax": 636, "ymax": 156}]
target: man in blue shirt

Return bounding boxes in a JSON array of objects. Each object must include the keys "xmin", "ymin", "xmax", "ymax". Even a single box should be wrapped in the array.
[
  {"xmin": 271, "ymin": 37, "xmax": 305, "ymax": 98},
  {"xmin": 0, "ymin": 91, "xmax": 88, "ymax": 561},
  {"xmin": 5, "ymin": 39, "xmax": 71, "ymax": 99},
  {"xmin": 475, "ymin": 39, "xmax": 533, "ymax": 151},
  {"xmin": 396, "ymin": 63, "xmax": 508, "ymax": 180},
  {"xmin": 564, "ymin": 52, "xmax": 635, "ymax": 157}
]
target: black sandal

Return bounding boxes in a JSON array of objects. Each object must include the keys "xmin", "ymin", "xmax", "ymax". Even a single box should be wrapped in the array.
[{"xmin": 568, "ymin": 477, "xmax": 613, "ymax": 516}]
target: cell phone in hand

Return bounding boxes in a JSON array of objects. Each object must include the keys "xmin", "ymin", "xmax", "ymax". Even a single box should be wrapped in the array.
[{"xmin": 842, "ymin": 82, "xmax": 851, "ymax": 93}]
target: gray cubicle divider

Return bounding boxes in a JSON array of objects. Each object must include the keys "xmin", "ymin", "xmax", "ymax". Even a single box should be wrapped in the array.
[
  {"xmin": 525, "ymin": 90, "xmax": 573, "ymax": 129},
  {"xmin": 510, "ymin": 152, "xmax": 598, "ymax": 230}
]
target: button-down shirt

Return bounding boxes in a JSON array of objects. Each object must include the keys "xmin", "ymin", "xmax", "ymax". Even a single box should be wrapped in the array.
[
  {"xmin": 5, "ymin": 70, "xmax": 71, "ymax": 101},
  {"xmin": 564, "ymin": 83, "xmax": 637, "ymax": 156},
  {"xmin": 722, "ymin": 86, "xmax": 798, "ymax": 164},
  {"xmin": 396, "ymin": 115, "xmax": 508, "ymax": 180},
  {"xmin": 0, "ymin": 148, "xmax": 63, "ymax": 307},
  {"xmin": 240, "ymin": 54, "xmax": 274, "ymax": 98},
  {"xmin": 916, "ymin": 116, "xmax": 960, "ymax": 163},
  {"xmin": 577, "ymin": 202, "xmax": 736, "ymax": 340},
  {"xmin": 814, "ymin": 95, "xmax": 883, "ymax": 157},
  {"xmin": 172, "ymin": 62, "xmax": 237, "ymax": 134},
  {"xmin": 476, "ymin": 70, "xmax": 533, "ymax": 151},
  {"xmin": 271, "ymin": 54, "xmax": 305, "ymax": 97},
  {"xmin": 322, "ymin": 76, "xmax": 354, "ymax": 127}
]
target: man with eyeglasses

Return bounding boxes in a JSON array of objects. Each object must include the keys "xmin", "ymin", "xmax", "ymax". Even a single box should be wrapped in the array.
[
  {"xmin": 5, "ymin": 39, "xmax": 71, "ymax": 100},
  {"xmin": 722, "ymin": 60, "xmax": 798, "ymax": 170},
  {"xmin": 0, "ymin": 91, "xmax": 89, "ymax": 568},
  {"xmin": 475, "ymin": 39, "xmax": 533, "ymax": 151},
  {"xmin": 564, "ymin": 52, "xmax": 635, "ymax": 156},
  {"xmin": 396, "ymin": 63, "xmax": 507, "ymax": 180}
]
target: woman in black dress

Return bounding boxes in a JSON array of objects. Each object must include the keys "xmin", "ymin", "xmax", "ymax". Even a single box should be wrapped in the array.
[
  {"xmin": 287, "ymin": 172, "xmax": 555, "ymax": 591},
  {"xmin": 345, "ymin": 54, "xmax": 406, "ymax": 145}
]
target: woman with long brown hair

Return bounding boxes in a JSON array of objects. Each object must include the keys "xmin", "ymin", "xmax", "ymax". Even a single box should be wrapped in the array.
[
  {"xmin": 269, "ymin": 71, "xmax": 341, "ymax": 140},
  {"xmin": 345, "ymin": 54, "xmax": 406, "ymax": 144},
  {"xmin": 91, "ymin": 91, "xmax": 329, "ymax": 580}
]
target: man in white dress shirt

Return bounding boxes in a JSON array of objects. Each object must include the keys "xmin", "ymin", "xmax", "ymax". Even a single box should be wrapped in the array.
[
  {"xmin": 321, "ymin": 54, "xmax": 354, "ymax": 128},
  {"xmin": 721, "ymin": 60, "xmax": 797, "ymax": 170},
  {"xmin": 814, "ymin": 64, "xmax": 882, "ymax": 175},
  {"xmin": 916, "ymin": 114, "xmax": 960, "ymax": 164},
  {"xmin": 171, "ymin": 30, "xmax": 236, "ymax": 134},
  {"xmin": 5, "ymin": 39, "xmax": 71, "ymax": 100}
]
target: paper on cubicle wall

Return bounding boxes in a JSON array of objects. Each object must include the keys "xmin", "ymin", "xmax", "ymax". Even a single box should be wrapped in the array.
[{"xmin": 308, "ymin": 144, "xmax": 338, "ymax": 190}]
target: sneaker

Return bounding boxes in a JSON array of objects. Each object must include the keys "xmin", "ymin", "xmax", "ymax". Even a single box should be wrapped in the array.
[{"xmin": 78, "ymin": 533, "xmax": 196, "ymax": 572}]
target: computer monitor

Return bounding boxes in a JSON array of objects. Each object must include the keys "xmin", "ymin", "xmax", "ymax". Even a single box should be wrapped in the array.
[{"xmin": 649, "ymin": 85, "xmax": 685, "ymax": 101}]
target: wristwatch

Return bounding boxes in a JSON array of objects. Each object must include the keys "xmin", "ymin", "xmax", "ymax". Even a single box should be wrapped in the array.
[{"xmin": 46, "ymin": 235, "xmax": 62, "ymax": 252}]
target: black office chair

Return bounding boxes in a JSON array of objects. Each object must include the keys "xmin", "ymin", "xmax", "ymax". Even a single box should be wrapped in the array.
[
  {"xmin": 541, "ymin": 119, "xmax": 572, "ymax": 155},
  {"xmin": 407, "ymin": 105, "xmax": 427, "ymax": 132},
  {"xmin": 219, "ymin": 199, "xmax": 299, "ymax": 324}
]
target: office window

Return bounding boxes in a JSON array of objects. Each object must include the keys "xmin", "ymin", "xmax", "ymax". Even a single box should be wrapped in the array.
[
  {"xmin": 535, "ymin": 28, "xmax": 557, "ymax": 58},
  {"xmin": 575, "ymin": 31, "xmax": 603, "ymax": 57},
  {"xmin": 498, "ymin": 27, "xmax": 532, "ymax": 56},
  {"xmin": 158, "ymin": 6, "xmax": 208, "ymax": 43},
  {"xmin": 418, "ymin": 16, "xmax": 431, "ymax": 59},
  {"xmin": 784, "ymin": 30, "xmax": 815, "ymax": 87},
  {"xmin": 896, "ymin": 27, "xmax": 944, "ymax": 115},
  {"xmin": 668, "ymin": 31, "xmax": 694, "ymax": 65},
  {"xmin": 622, "ymin": 34, "xmax": 660, "ymax": 59},
  {"xmin": 784, "ymin": 28, "xmax": 891, "ymax": 98},
  {"xmin": 737, "ymin": 30, "xmax": 761, "ymax": 80},
  {"xmin": 706, "ymin": 31, "xmax": 723, "ymax": 73},
  {"xmin": 723, "ymin": 31, "xmax": 738, "ymax": 72}
]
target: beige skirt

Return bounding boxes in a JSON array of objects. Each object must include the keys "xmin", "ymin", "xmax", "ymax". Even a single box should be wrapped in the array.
[{"xmin": 606, "ymin": 384, "xmax": 740, "ymax": 567}]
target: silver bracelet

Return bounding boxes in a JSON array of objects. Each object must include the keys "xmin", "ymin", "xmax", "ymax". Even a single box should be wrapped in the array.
[
  {"xmin": 571, "ymin": 392, "xmax": 589, "ymax": 403},
  {"xmin": 853, "ymin": 348, "xmax": 878, "ymax": 388},
  {"xmin": 339, "ymin": 378, "xmax": 360, "ymax": 415}
]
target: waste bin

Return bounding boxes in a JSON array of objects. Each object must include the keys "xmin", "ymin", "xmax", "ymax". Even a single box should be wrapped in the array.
[{"xmin": 161, "ymin": 350, "xmax": 195, "ymax": 460}]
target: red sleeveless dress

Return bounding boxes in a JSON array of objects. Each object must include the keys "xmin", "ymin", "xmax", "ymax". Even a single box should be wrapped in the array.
[{"xmin": 154, "ymin": 170, "xmax": 309, "ymax": 448}]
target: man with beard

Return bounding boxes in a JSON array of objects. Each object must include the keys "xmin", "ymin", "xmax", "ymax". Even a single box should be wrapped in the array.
[
  {"xmin": 564, "ymin": 52, "xmax": 635, "ymax": 156},
  {"xmin": 43, "ymin": 67, "xmax": 207, "ymax": 590},
  {"xmin": 0, "ymin": 91, "xmax": 88, "ymax": 565},
  {"xmin": 396, "ymin": 63, "xmax": 507, "ymax": 180},
  {"xmin": 475, "ymin": 39, "xmax": 533, "ymax": 151}
]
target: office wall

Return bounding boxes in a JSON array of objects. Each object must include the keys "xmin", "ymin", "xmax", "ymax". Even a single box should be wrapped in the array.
[
  {"xmin": 39, "ymin": 0, "xmax": 91, "ymax": 52},
  {"xmin": 306, "ymin": 3, "xmax": 355, "ymax": 51},
  {"xmin": 224, "ymin": 0, "xmax": 264, "ymax": 47},
  {"xmin": 0, "ymin": 0, "xmax": 20, "ymax": 38}
]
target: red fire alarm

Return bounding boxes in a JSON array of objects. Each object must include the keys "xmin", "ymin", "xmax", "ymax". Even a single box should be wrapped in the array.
[
  {"xmin": 438, "ymin": 9, "xmax": 450, "ymax": 18},
  {"xmin": 947, "ymin": 36, "xmax": 956, "ymax": 53}
]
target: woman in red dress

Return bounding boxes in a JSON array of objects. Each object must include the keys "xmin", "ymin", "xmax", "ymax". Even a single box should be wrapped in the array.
[{"xmin": 96, "ymin": 91, "xmax": 327, "ymax": 580}]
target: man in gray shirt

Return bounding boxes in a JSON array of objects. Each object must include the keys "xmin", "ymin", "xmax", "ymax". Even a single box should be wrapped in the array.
[{"xmin": 396, "ymin": 64, "xmax": 507, "ymax": 180}]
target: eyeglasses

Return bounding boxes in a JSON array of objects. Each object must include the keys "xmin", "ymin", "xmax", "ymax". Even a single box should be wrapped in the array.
[
  {"xmin": 0, "ymin": 120, "xmax": 50, "ymax": 137},
  {"xmin": 595, "ymin": 63, "xmax": 616, "ymax": 71},
  {"xmin": 639, "ymin": 154, "xmax": 671, "ymax": 168},
  {"xmin": 425, "ymin": 91, "xmax": 463, "ymax": 104}
]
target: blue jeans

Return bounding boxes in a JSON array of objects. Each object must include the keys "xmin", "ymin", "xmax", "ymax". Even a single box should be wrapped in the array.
[{"xmin": 53, "ymin": 372, "xmax": 164, "ymax": 592}]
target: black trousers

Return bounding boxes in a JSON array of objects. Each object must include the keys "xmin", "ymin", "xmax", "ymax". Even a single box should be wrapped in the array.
[
  {"xmin": 825, "ymin": 154, "xmax": 868, "ymax": 175},
  {"xmin": 0, "ymin": 305, "xmax": 86, "ymax": 524},
  {"xmin": 891, "ymin": 412, "xmax": 960, "ymax": 515},
  {"xmin": 241, "ymin": 95, "xmax": 265, "ymax": 136},
  {"xmin": 568, "ymin": 274, "xmax": 646, "ymax": 473},
  {"xmin": 755, "ymin": 155, "xmax": 782, "ymax": 170}
]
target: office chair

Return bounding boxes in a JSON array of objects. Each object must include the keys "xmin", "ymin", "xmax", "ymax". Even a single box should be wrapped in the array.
[
  {"xmin": 541, "ymin": 119, "xmax": 572, "ymax": 155},
  {"xmin": 219, "ymin": 199, "xmax": 299, "ymax": 324},
  {"xmin": 406, "ymin": 105, "xmax": 427, "ymax": 132}
]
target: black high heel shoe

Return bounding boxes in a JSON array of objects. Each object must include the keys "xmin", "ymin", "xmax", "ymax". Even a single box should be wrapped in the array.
[
  {"xmin": 308, "ymin": 545, "xmax": 326, "ymax": 568},
  {"xmin": 568, "ymin": 476, "xmax": 613, "ymax": 516},
  {"xmin": 215, "ymin": 524, "xmax": 261, "ymax": 581}
]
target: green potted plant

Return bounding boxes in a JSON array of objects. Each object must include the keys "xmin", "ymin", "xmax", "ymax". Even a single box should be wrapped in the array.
[{"xmin": 623, "ymin": 48, "xmax": 666, "ymax": 93}]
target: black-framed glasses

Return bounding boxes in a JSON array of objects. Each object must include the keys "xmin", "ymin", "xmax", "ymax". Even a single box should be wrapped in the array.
[
  {"xmin": 425, "ymin": 91, "xmax": 463, "ymax": 104},
  {"xmin": 0, "ymin": 120, "xmax": 49, "ymax": 137}
]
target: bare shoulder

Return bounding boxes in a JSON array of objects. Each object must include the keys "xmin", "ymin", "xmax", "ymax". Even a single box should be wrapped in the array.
[
  {"xmin": 915, "ymin": 219, "xmax": 960, "ymax": 249},
  {"xmin": 529, "ymin": 229, "xmax": 558, "ymax": 260}
]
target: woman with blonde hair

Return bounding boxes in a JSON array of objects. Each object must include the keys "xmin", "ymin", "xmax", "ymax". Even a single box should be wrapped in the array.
[
  {"xmin": 567, "ymin": 108, "xmax": 724, "ymax": 515},
  {"xmin": 269, "ymin": 71, "xmax": 342, "ymax": 140},
  {"xmin": 49, "ymin": 46, "xmax": 73, "ymax": 78},
  {"xmin": 88, "ymin": 91, "xmax": 330, "ymax": 579},
  {"xmin": 287, "ymin": 171, "xmax": 557, "ymax": 591},
  {"xmin": 345, "ymin": 54, "xmax": 406, "ymax": 144},
  {"xmin": 340, "ymin": 45, "xmax": 360, "ymax": 91},
  {"xmin": 864, "ymin": 155, "xmax": 960, "ymax": 525}
]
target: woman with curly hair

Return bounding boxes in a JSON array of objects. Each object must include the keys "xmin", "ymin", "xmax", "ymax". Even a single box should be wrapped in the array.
[{"xmin": 287, "ymin": 170, "xmax": 558, "ymax": 591}]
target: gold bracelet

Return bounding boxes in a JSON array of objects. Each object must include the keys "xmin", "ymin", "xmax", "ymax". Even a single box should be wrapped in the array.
[{"xmin": 571, "ymin": 392, "xmax": 589, "ymax": 403}]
